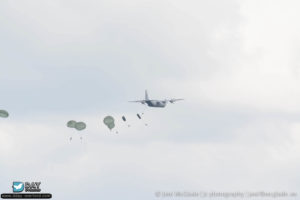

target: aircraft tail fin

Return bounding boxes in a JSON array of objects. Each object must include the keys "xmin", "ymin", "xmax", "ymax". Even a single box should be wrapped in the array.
[{"xmin": 145, "ymin": 90, "xmax": 149, "ymax": 100}]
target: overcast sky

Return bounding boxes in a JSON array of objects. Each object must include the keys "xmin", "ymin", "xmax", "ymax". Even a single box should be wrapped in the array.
[{"xmin": 0, "ymin": 0, "xmax": 300, "ymax": 199}]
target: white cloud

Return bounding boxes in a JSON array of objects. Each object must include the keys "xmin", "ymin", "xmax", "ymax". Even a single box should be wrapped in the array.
[
  {"xmin": 159, "ymin": 0, "xmax": 300, "ymax": 113},
  {"xmin": 1, "ymin": 0, "xmax": 300, "ymax": 199},
  {"xmin": 0, "ymin": 113, "xmax": 299, "ymax": 199}
]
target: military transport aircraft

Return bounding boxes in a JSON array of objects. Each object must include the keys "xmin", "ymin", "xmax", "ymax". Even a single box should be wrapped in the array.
[{"xmin": 129, "ymin": 90, "xmax": 183, "ymax": 108}]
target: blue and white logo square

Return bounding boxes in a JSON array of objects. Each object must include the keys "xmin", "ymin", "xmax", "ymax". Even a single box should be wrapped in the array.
[{"xmin": 12, "ymin": 182, "xmax": 24, "ymax": 192}]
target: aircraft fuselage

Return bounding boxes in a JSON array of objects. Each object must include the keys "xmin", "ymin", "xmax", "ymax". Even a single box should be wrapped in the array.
[
  {"xmin": 130, "ymin": 90, "xmax": 183, "ymax": 108},
  {"xmin": 145, "ymin": 100, "xmax": 167, "ymax": 108}
]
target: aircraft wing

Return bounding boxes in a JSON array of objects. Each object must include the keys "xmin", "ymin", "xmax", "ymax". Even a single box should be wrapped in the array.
[
  {"xmin": 168, "ymin": 98, "xmax": 184, "ymax": 103},
  {"xmin": 129, "ymin": 100, "xmax": 146, "ymax": 104}
]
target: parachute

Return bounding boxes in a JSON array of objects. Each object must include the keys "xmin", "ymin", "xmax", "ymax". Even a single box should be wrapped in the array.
[
  {"xmin": 67, "ymin": 120, "xmax": 86, "ymax": 130},
  {"xmin": 103, "ymin": 116, "xmax": 115, "ymax": 130},
  {"xmin": 66, "ymin": 120, "xmax": 86, "ymax": 141},
  {"xmin": 0, "ymin": 110, "xmax": 9, "ymax": 118},
  {"xmin": 67, "ymin": 120, "xmax": 76, "ymax": 128},
  {"xmin": 75, "ymin": 122, "xmax": 86, "ymax": 131}
]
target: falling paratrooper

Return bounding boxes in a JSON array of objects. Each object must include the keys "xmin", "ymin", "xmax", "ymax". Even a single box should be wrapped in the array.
[
  {"xmin": 137, "ymin": 113, "xmax": 148, "ymax": 126},
  {"xmin": 122, "ymin": 116, "xmax": 130, "ymax": 127}
]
